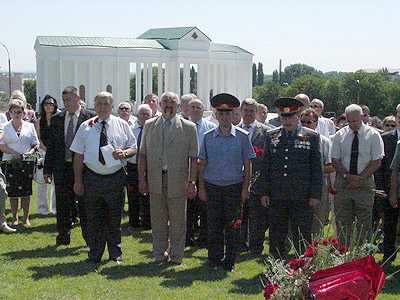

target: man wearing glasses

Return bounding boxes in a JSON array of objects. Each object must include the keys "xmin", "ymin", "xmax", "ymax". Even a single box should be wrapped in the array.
[{"xmin": 310, "ymin": 98, "xmax": 335, "ymax": 139}]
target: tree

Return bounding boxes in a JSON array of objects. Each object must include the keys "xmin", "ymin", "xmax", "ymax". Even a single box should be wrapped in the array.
[
  {"xmin": 257, "ymin": 62, "xmax": 264, "ymax": 86},
  {"xmin": 282, "ymin": 75, "xmax": 326, "ymax": 100},
  {"xmin": 252, "ymin": 63, "xmax": 257, "ymax": 87},
  {"xmin": 23, "ymin": 79, "xmax": 36, "ymax": 109},
  {"xmin": 281, "ymin": 63, "xmax": 324, "ymax": 85},
  {"xmin": 252, "ymin": 81, "xmax": 283, "ymax": 110},
  {"xmin": 323, "ymin": 77, "xmax": 345, "ymax": 114},
  {"xmin": 190, "ymin": 66, "xmax": 197, "ymax": 94},
  {"xmin": 272, "ymin": 70, "xmax": 279, "ymax": 84}
]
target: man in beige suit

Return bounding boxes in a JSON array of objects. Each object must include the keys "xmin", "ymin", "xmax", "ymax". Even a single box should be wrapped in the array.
[{"xmin": 138, "ymin": 92, "xmax": 198, "ymax": 265}]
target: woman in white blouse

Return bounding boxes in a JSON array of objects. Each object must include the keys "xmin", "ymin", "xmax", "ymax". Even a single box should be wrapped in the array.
[{"xmin": 0, "ymin": 99, "xmax": 39, "ymax": 226}]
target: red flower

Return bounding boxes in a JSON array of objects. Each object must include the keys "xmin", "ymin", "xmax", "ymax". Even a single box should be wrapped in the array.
[
  {"xmin": 311, "ymin": 240, "xmax": 319, "ymax": 246},
  {"xmin": 229, "ymin": 219, "xmax": 241, "ymax": 230},
  {"xmin": 304, "ymin": 245, "xmax": 318, "ymax": 257},
  {"xmin": 322, "ymin": 237, "xmax": 339, "ymax": 247},
  {"xmin": 253, "ymin": 146, "xmax": 259, "ymax": 152},
  {"xmin": 264, "ymin": 282, "xmax": 279, "ymax": 300},
  {"xmin": 289, "ymin": 259, "xmax": 305, "ymax": 271},
  {"xmin": 257, "ymin": 148, "xmax": 264, "ymax": 157},
  {"xmin": 89, "ymin": 117, "xmax": 99, "ymax": 127},
  {"xmin": 339, "ymin": 245, "xmax": 349, "ymax": 254},
  {"xmin": 328, "ymin": 187, "xmax": 337, "ymax": 195}
]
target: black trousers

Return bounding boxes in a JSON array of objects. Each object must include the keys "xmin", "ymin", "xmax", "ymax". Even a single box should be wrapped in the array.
[
  {"xmin": 126, "ymin": 163, "xmax": 150, "ymax": 227},
  {"xmin": 383, "ymin": 200, "xmax": 399, "ymax": 259},
  {"xmin": 83, "ymin": 167, "xmax": 125, "ymax": 261},
  {"xmin": 269, "ymin": 195, "xmax": 312, "ymax": 258},
  {"xmin": 54, "ymin": 161, "xmax": 85, "ymax": 245},
  {"xmin": 205, "ymin": 181, "xmax": 242, "ymax": 266},
  {"xmin": 248, "ymin": 193, "xmax": 268, "ymax": 254}
]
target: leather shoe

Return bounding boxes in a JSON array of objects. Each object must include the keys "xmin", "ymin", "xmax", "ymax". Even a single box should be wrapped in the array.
[
  {"xmin": 53, "ymin": 242, "xmax": 69, "ymax": 250},
  {"xmin": 1, "ymin": 222, "xmax": 16, "ymax": 233}
]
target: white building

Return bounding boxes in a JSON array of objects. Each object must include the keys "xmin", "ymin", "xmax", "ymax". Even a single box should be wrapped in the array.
[{"xmin": 34, "ymin": 26, "xmax": 253, "ymax": 111}]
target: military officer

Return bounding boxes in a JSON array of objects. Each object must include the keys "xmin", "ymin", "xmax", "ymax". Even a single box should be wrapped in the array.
[{"xmin": 258, "ymin": 97, "xmax": 323, "ymax": 257}]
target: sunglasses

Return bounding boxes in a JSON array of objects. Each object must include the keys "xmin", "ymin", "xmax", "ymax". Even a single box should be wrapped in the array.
[
  {"xmin": 10, "ymin": 110, "xmax": 23, "ymax": 114},
  {"xmin": 44, "ymin": 102, "xmax": 55, "ymax": 106},
  {"xmin": 384, "ymin": 124, "xmax": 396, "ymax": 128},
  {"xmin": 310, "ymin": 105, "xmax": 322, "ymax": 109},
  {"xmin": 301, "ymin": 120, "xmax": 316, "ymax": 125}
]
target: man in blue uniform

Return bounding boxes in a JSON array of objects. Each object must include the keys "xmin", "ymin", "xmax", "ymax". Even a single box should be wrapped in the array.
[
  {"xmin": 259, "ymin": 97, "xmax": 323, "ymax": 258},
  {"xmin": 198, "ymin": 93, "xmax": 255, "ymax": 271}
]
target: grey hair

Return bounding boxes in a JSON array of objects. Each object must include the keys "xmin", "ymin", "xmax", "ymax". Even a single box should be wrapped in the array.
[
  {"xmin": 118, "ymin": 101, "xmax": 133, "ymax": 110},
  {"xmin": 241, "ymin": 98, "xmax": 258, "ymax": 110},
  {"xmin": 345, "ymin": 104, "xmax": 363, "ymax": 116},
  {"xmin": 180, "ymin": 94, "xmax": 195, "ymax": 105},
  {"xmin": 94, "ymin": 91, "xmax": 114, "ymax": 104},
  {"xmin": 311, "ymin": 98, "xmax": 324, "ymax": 109},
  {"xmin": 161, "ymin": 92, "xmax": 179, "ymax": 103},
  {"xmin": 137, "ymin": 103, "xmax": 152, "ymax": 115}
]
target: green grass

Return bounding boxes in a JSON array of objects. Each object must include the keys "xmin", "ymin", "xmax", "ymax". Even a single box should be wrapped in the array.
[{"xmin": 1, "ymin": 182, "xmax": 399, "ymax": 300}]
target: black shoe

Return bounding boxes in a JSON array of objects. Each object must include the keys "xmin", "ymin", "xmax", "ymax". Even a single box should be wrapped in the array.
[
  {"xmin": 71, "ymin": 219, "xmax": 80, "ymax": 227},
  {"xmin": 221, "ymin": 263, "xmax": 235, "ymax": 272},
  {"xmin": 207, "ymin": 261, "xmax": 218, "ymax": 268},
  {"xmin": 194, "ymin": 238, "xmax": 207, "ymax": 248},
  {"xmin": 86, "ymin": 258, "xmax": 101, "ymax": 263},
  {"xmin": 142, "ymin": 223, "xmax": 152, "ymax": 230}
]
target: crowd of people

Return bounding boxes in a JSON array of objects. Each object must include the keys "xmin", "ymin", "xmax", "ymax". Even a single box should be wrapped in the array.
[{"xmin": 0, "ymin": 87, "xmax": 399, "ymax": 271}]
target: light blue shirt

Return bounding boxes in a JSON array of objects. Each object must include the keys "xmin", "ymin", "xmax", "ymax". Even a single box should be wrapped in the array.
[
  {"xmin": 199, "ymin": 124, "xmax": 256, "ymax": 186},
  {"xmin": 189, "ymin": 117, "xmax": 217, "ymax": 146}
]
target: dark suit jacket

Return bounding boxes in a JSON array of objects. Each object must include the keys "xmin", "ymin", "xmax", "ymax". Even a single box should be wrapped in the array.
[
  {"xmin": 375, "ymin": 130, "xmax": 398, "ymax": 192},
  {"xmin": 44, "ymin": 108, "xmax": 96, "ymax": 178},
  {"xmin": 258, "ymin": 125, "xmax": 323, "ymax": 201}
]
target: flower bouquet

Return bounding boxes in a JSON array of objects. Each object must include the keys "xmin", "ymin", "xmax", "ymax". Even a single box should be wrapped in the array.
[{"xmin": 262, "ymin": 225, "xmax": 386, "ymax": 300}]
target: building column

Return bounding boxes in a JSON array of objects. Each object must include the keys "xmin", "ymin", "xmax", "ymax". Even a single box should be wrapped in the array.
[
  {"xmin": 136, "ymin": 62, "xmax": 142, "ymax": 106},
  {"xmin": 73, "ymin": 60, "xmax": 78, "ymax": 88},
  {"xmin": 58, "ymin": 48, "xmax": 62, "ymax": 101},
  {"xmin": 100, "ymin": 61, "xmax": 105, "ymax": 91},
  {"xmin": 143, "ymin": 63, "xmax": 148, "ymax": 96},
  {"xmin": 126, "ymin": 62, "xmax": 130, "ymax": 104},
  {"xmin": 217, "ymin": 64, "xmax": 224, "ymax": 93},
  {"xmin": 197, "ymin": 63, "xmax": 203, "ymax": 100},
  {"xmin": 203, "ymin": 63, "xmax": 210, "ymax": 108},
  {"xmin": 114, "ymin": 49, "xmax": 119, "ymax": 105},
  {"xmin": 174, "ymin": 62, "xmax": 180, "ymax": 95},
  {"xmin": 147, "ymin": 63, "xmax": 153, "ymax": 94},
  {"xmin": 183, "ymin": 63, "xmax": 190, "ymax": 95},
  {"xmin": 87, "ymin": 61, "xmax": 92, "ymax": 108},
  {"xmin": 158, "ymin": 62, "xmax": 163, "ymax": 99}
]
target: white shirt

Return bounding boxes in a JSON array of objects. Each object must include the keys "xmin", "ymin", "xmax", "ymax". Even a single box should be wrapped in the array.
[
  {"xmin": 0, "ymin": 113, "xmax": 7, "ymax": 125},
  {"xmin": 70, "ymin": 115, "xmax": 137, "ymax": 175},
  {"xmin": 189, "ymin": 117, "xmax": 217, "ymax": 146},
  {"xmin": 64, "ymin": 106, "xmax": 82, "ymax": 137},
  {"xmin": 240, "ymin": 121, "xmax": 256, "ymax": 140},
  {"xmin": 331, "ymin": 123, "xmax": 384, "ymax": 174},
  {"xmin": 205, "ymin": 114, "xmax": 219, "ymax": 126},
  {"xmin": 316, "ymin": 116, "xmax": 335, "ymax": 139},
  {"xmin": 320, "ymin": 134, "xmax": 332, "ymax": 165},
  {"xmin": 0, "ymin": 120, "xmax": 39, "ymax": 161}
]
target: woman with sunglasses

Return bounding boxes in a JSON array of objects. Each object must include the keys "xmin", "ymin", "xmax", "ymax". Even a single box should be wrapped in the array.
[
  {"xmin": 382, "ymin": 116, "xmax": 396, "ymax": 132},
  {"xmin": 0, "ymin": 99, "xmax": 39, "ymax": 226},
  {"xmin": 34, "ymin": 95, "xmax": 59, "ymax": 215}
]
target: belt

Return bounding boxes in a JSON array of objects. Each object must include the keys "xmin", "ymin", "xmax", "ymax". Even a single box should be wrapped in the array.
[{"xmin": 84, "ymin": 165, "xmax": 124, "ymax": 178}]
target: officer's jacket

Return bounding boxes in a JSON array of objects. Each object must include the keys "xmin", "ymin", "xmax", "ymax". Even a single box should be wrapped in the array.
[{"xmin": 258, "ymin": 125, "xmax": 323, "ymax": 201}]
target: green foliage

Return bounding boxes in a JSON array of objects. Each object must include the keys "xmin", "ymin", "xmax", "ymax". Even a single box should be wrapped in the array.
[
  {"xmin": 280, "ymin": 64, "xmax": 324, "ymax": 85},
  {"xmin": 282, "ymin": 75, "xmax": 326, "ymax": 100},
  {"xmin": 252, "ymin": 63, "xmax": 257, "ymax": 87},
  {"xmin": 257, "ymin": 62, "xmax": 264, "ymax": 86},
  {"xmin": 252, "ymin": 82, "xmax": 282, "ymax": 110},
  {"xmin": 23, "ymin": 79, "xmax": 36, "ymax": 109}
]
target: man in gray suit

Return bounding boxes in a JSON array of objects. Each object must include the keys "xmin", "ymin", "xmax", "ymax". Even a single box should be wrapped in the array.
[{"xmin": 238, "ymin": 98, "xmax": 273, "ymax": 254}]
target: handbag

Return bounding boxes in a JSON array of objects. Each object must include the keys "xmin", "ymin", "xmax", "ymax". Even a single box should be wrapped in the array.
[{"xmin": 33, "ymin": 148, "xmax": 46, "ymax": 184}]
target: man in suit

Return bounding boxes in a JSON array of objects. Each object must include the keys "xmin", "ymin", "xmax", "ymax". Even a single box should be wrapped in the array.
[
  {"xmin": 238, "ymin": 98, "xmax": 273, "ymax": 255},
  {"xmin": 44, "ymin": 86, "xmax": 96, "ymax": 248},
  {"xmin": 259, "ymin": 97, "xmax": 323, "ymax": 258},
  {"xmin": 138, "ymin": 92, "xmax": 199, "ymax": 265},
  {"xmin": 378, "ymin": 105, "xmax": 400, "ymax": 262}
]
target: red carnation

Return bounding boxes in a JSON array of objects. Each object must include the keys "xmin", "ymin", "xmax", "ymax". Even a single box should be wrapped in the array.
[
  {"xmin": 339, "ymin": 245, "xmax": 349, "ymax": 254},
  {"xmin": 89, "ymin": 117, "xmax": 99, "ymax": 127},
  {"xmin": 257, "ymin": 149, "xmax": 264, "ymax": 157},
  {"xmin": 264, "ymin": 282, "xmax": 279, "ymax": 300},
  {"xmin": 253, "ymin": 146, "xmax": 259, "ymax": 152},
  {"xmin": 328, "ymin": 187, "xmax": 337, "ymax": 195},
  {"xmin": 304, "ymin": 245, "xmax": 318, "ymax": 257},
  {"xmin": 289, "ymin": 258, "xmax": 305, "ymax": 271},
  {"xmin": 229, "ymin": 219, "xmax": 242, "ymax": 230}
]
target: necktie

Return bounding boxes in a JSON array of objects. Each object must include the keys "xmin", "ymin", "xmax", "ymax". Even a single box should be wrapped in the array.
[
  {"xmin": 162, "ymin": 119, "xmax": 171, "ymax": 170},
  {"xmin": 349, "ymin": 131, "xmax": 359, "ymax": 175},
  {"xmin": 286, "ymin": 130, "xmax": 293, "ymax": 141},
  {"xmin": 136, "ymin": 126, "xmax": 143, "ymax": 164},
  {"xmin": 99, "ymin": 121, "xmax": 107, "ymax": 165},
  {"xmin": 65, "ymin": 112, "xmax": 75, "ymax": 161}
]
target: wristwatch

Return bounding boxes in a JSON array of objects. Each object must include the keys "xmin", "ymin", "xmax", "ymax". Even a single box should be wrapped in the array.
[
  {"xmin": 189, "ymin": 181, "xmax": 196, "ymax": 185},
  {"xmin": 343, "ymin": 173, "xmax": 347, "ymax": 178},
  {"xmin": 124, "ymin": 151, "xmax": 128, "ymax": 158}
]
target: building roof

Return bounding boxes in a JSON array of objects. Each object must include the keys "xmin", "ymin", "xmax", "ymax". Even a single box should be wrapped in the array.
[
  {"xmin": 210, "ymin": 43, "xmax": 252, "ymax": 54},
  {"xmin": 138, "ymin": 26, "xmax": 210, "ymax": 41},
  {"xmin": 36, "ymin": 36, "xmax": 166, "ymax": 49}
]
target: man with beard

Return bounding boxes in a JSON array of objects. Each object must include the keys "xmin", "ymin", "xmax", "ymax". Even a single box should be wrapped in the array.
[{"xmin": 138, "ymin": 92, "xmax": 198, "ymax": 265}]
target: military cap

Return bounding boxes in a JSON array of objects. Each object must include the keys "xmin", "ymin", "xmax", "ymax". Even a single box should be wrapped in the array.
[
  {"xmin": 274, "ymin": 97, "xmax": 303, "ymax": 117},
  {"xmin": 211, "ymin": 93, "xmax": 240, "ymax": 111}
]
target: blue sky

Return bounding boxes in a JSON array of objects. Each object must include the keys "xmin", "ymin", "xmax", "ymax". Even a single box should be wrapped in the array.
[{"xmin": 1, "ymin": 0, "xmax": 399, "ymax": 74}]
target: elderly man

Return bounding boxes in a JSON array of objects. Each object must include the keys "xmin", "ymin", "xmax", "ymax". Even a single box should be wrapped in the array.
[
  {"xmin": 44, "ymin": 86, "xmax": 96, "ymax": 248},
  {"xmin": 186, "ymin": 98, "xmax": 217, "ymax": 247},
  {"xmin": 259, "ymin": 97, "xmax": 323, "ymax": 258},
  {"xmin": 295, "ymin": 93, "xmax": 310, "ymax": 113},
  {"xmin": 310, "ymin": 98, "xmax": 335, "ymax": 138},
  {"xmin": 71, "ymin": 92, "xmax": 137, "ymax": 263},
  {"xmin": 138, "ymin": 92, "xmax": 198, "ymax": 265},
  {"xmin": 125, "ymin": 104, "xmax": 152, "ymax": 229},
  {"xmin": 300, "ymin": 108, "xmax": 334, "ymax": 235},
  {"xmin": 332, "ymin": 104, "xmax": 384, "ymax": 245},
  {"xmin": 179, "ymin": 94, "xmax": 195, "ymax": 120},
  {"xmin": 256, "ymin": 103, "xmax": 269, "ymax": 125},
  {"xmin": 117, "ymin": 101, "xmax": 136, "ymax": 126},
  {"xmin": 198, "ymin": 93, "xmax": 255, "ymax": 271},
  {"xmin": 238, "ymin": 98, "xmax": 273, "ymax": 255},
  {"xmin": 144, "ymin": 93, "xmax": 162, "ymax": 118}
]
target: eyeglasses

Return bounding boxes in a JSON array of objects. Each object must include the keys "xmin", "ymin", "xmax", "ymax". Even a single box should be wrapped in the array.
[
  {"xmin": 118, "ymin": 107, "xmax": 131, "ymax": 111},
  {"xmin": 338, "ymin": 121, "xmax": 348, "ymax": 126},
  {"xmin": 10, "ymin": 110, "xmax": 23, "ymax": 114},
  {"xmin": 43, "ymin": 102, "xmax": 55, "ymax": 106},
  {"xmin": 384, "ymin": 124, "xmax": 396, "ymax": 128},
  {"xmin": 310, "ymin": 105, "xmax": 322, "ymax": 109},
  {"xmin": 301, "ymin": 120, "xmax": 316, "ymax": 125}
]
